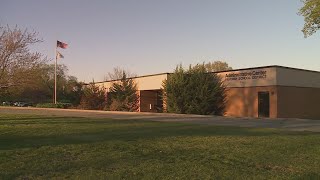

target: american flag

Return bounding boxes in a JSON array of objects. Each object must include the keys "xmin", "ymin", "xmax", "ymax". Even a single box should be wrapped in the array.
[{"xmin": 57, "ymin": 40, "xmax": 68, "ymax": 49}]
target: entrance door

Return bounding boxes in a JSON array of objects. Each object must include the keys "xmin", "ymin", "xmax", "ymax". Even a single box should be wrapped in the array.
[{"xmin": 258, "ymin": 92, "xmax": 270, "ymax": 117}]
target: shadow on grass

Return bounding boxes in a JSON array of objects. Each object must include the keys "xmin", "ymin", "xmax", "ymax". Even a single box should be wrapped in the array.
[
  {"xmin": 1, "ymin": 115, "xmax": 319, "ymax": 151},
  {"xmin": 0, "ymin": 116, "xmax": 85, "ymax": 121}
]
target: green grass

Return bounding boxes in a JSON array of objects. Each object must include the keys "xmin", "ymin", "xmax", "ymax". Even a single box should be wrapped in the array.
[{"xmin": 0, "ymin": 114, "xmax": 320, "ymax": 179}]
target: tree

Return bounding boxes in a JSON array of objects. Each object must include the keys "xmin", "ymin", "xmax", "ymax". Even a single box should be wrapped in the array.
[
  {"xmin": 162, "ymin": 63, "xmax": 227, "ymax": 115},
  {"xmin": 3, "ymin": 62, "xmax": 83, "ymax": 105},
  {"xmin": 0, "ymin": 25, "xmax": 46, "ymax": 89},
  {"xmin": 299, "ymin": 0, "xmax": 320, "ymax": 37},
  {"xmin": 204, "ymin": 61, "xmax": 232, "ymax": 72},
  {"xmin": 79, "ymin": 82, "xmax": 106, "ymax": 110},
  {"xmin": 106, "ymin": 71, "xmax": 139, "ymax": 112},
  {"xmin": 61, "ymin": 76, "xmax": 83, "ymax": 105},
  {"xmin": 38, "ymin": 63, "xmax": 83, "ymax": 105},
  {"xmin": 30, "ymin": 63, "xmax": 68, "ymax": 103}
]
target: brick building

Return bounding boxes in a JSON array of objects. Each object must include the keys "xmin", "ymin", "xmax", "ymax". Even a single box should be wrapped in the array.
[{"xmin": 95, "ymin": 65, "xmax": 320, "ymax": 119}]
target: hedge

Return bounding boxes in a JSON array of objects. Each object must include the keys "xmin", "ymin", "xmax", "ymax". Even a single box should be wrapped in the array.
[{"xmin": 36, "ymin": 103, "xmax": 72, "ymax": 109}]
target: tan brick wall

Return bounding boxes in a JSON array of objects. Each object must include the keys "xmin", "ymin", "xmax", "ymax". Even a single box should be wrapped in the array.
[
  {"xmin": 134, "ymin": 74, "xmax": 167, "ymax": 90},
  {"xmin": 96, "ymin": 73, "xmax": 168, "ymax": 91},
  {"xmin": 277, "ymin": 86, "xmax": 320, "ymax": 119},
  {"xmin": 276, "ymin": 67, "xmax": 320, "ymax": 88},
  {"xmin": 225, "ymin": 86, "xmax": 278, "ymax": 118}
]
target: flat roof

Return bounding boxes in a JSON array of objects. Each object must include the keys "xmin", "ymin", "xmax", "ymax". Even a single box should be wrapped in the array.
[
  {"xmin": 93, "ymin": 72, "xmax": 170, "ymax": 84},
  {"xmin": 213, "ymin": 65, "xmax": 320, "ymax": 74},
  {"xmin": 91, "ymin": 65, "xmax": 320, "ymax": 84}
]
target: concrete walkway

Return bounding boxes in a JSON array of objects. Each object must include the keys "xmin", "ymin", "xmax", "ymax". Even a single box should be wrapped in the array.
[{"xmin": 1, "ymin": 106, "xmax": 320, "ymax": 132}]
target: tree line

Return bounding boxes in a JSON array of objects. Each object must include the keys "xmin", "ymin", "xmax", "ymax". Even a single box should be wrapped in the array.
[{"xmin": 0, "ymin": 25, "xmax": 82, "ymax": 105}]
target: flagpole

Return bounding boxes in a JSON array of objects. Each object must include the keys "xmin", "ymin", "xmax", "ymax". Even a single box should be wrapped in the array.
[
  {"xmin": 54, "ymin": 43, "xmax": 57, "ymax": 104},
  {"xmin": 55, "ymin": 40, "xmax": 67, "ymax": 104}
]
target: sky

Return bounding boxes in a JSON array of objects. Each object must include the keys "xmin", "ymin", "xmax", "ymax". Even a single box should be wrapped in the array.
[{"xmin": 1, "ymin": 0, "xmax": 319, "ymax": 82}]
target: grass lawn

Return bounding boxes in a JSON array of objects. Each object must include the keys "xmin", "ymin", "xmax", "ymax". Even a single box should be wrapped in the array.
[{"xmin": 0, "ymin": 114, "xmax": 320, "ymax": 179}]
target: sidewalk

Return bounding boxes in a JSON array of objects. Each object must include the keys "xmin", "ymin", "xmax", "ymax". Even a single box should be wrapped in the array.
[{"xmin": 1, "ymin": 106, "xmax": 320, "ymax": 132}]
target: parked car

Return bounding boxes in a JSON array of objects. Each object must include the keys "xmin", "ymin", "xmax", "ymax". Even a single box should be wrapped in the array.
[
  {"xmin": 18, "ymin": 102, "xmax": 28, "ymax": 107},
  {"xmin": 13, "ymin": 102, "xmax": 32, "ymax": 107},
  {"xmin": 2, "ymin": 101, "xmax": 13, "ymax": 106}
]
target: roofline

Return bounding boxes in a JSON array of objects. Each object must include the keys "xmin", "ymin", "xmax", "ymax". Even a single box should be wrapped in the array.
[
  {"xmin": 213, "ymin": 65, "xmax": 320, "ymax": 74},
  {"xmin": 93, "ymin": 72, "xmax": 171, "ymax": 84},
  {"xmin": 87, "ymin": 65, "xmax": 320, "ymax": 85}
]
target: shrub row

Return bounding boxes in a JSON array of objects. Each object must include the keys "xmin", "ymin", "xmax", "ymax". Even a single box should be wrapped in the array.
[{"xmin": 36, "ymin": 103, "xmax": 72, "ymax": 109}]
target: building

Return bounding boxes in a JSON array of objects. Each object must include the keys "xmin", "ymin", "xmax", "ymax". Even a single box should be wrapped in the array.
[{"xmin": 96, "ymin": 65, "xmax": 320, "ymax": 119}]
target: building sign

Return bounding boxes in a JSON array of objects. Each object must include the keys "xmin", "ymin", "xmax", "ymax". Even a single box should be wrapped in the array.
[
  {"xmin": 225, "ymin": 70, "xmax": 267, "ymax": 81},
  {"xmin": 217, "ymin": 68, "xmax": 276, "ymax": 88}
]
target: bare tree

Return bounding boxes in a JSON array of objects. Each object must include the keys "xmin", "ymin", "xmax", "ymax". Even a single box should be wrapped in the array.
[
  {"xmin": 105, "ymin": 67, "xmax": 136, "ymax": 81},
  {"xmin": 0, "ymin": 25, "xmax": 46, "ymax": 89}
]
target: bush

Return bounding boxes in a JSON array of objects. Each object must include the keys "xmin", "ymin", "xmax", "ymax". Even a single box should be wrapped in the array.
[
  {"xmin": 105, "ymin": 72, "xmax": 139, "ymax": 112},
  {"xmin": 162, "ymin": 63, "xmax": 227, "ymax": 115},
  {"xmin": 36, "ymin": 103, "xmax": 72, "ymax": 109},
  {"xmin": 78, "ymin": 83, "xmax": 106, "ymax": 110}
]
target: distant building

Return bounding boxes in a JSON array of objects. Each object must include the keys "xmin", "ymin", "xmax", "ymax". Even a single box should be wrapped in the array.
[{"xmin": 95, "ymin": 65, "xmax": 320, "ymax": 119}]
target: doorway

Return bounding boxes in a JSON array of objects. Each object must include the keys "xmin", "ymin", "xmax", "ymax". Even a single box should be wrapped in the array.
[{"xmin": 258, "ymin": 91, "xmax": 270, "ymax": 117}]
